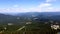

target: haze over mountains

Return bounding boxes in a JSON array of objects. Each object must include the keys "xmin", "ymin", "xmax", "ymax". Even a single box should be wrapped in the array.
[{"xmin": 0, "ymin": 12, "xmax": 60, "ymax": 25}]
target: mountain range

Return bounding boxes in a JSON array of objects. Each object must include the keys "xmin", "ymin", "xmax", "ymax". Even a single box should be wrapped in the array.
[{"xmin": 0, "ymin": 12, "xmax": 60, "ymax": 25}]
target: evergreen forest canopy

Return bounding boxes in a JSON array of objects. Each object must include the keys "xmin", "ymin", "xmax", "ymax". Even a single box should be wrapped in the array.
[{"xmin": 0, "ymin": 12, "xmax": 60, "ymax": 34}]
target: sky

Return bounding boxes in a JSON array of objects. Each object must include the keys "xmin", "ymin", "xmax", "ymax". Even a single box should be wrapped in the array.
[{"xmin": 0, "ymin": 0, "xmax": 60, "ymax": 13}]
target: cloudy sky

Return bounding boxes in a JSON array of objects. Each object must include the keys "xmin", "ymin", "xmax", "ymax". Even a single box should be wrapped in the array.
[{"xmin": 0, "ymin": 0, "xmax": 60, "ymax": 13}]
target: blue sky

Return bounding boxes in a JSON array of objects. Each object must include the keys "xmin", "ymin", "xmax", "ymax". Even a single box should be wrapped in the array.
[{"xmin": 0, "ymin": 0, "xmax": 60, "ymax": 13}]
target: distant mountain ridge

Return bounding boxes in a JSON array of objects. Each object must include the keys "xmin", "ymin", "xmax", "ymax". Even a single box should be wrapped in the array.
[
  {"xmin": 0, "ymin": 12, "xmax": 60, "ymax": 25},
  {"xmin": 14, "ymin": 12, "xmax": 60, "ymax": 16}
]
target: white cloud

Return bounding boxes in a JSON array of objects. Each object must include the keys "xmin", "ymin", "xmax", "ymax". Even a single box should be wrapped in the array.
[
  {"xmin": 0, "ymin": 0, "xmax": 59, "ymax": 13},
  {"xmin": 38, "ymin": 3, "xmax": 52, "ymax": 8},
  {"xmin": 0, "ymin": 8, "xmax": 27, "ymax": 13},
  {"xmin": 0, "ymin": 3, "xmax": 60, "ymax": 13},
  {"xmin": 28, "ymin": 0, "xmax": 59, "ymax": 12},
  {"xmin": 46, "ymin": 0, "xmax": 56, "ymax": 2},
  {"xmin": 28, "ymin": 3, "xmax": 52, "ymax": 12}
]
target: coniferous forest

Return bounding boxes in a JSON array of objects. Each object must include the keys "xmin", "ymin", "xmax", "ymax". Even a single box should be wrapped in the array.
[{"xmin": 0, "ymin": 12, "xmax": 60, "ymax": 34}]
